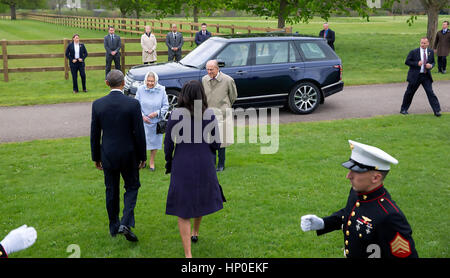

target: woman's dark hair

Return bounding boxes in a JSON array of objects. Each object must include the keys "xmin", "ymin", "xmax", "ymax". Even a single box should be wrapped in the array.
[
  {"xmin": 72, "ymin": 34, "xmax": 79, "ymax": 41},
  {"xmin": 177, "ymin": 80, "xmax": 208, "ymax": 115}
]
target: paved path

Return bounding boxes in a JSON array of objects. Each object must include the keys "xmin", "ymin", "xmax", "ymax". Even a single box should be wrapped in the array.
[{"xmin": 1, "ymin": 81, "xmax": 449, "ymax": 143}]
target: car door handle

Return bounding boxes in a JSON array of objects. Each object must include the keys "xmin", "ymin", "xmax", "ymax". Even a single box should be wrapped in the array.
[
  {"xmin": 289, "ymin": 66, "xmax": 299, "ymax": 71},
  {"xmin": 235, "ymin": 70, "xmax": 248, "ymax": 75}
]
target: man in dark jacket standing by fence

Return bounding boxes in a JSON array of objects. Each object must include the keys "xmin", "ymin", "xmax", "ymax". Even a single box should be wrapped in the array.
[
  {"xmin": 195, "ymin": 23, "xmax": 211, "ymax": 46},
  {"xmin": 104, "ymin": 26, "xmax": 122, "ymax": 79}
]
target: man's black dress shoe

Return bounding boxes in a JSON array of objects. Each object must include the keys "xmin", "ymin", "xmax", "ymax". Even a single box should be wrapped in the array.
[
  {"xmin": 434, "ymin": 111, "xmax": 442, "ymax": 117},
  {"xmin": 216, "ymin": 166, "xmax": 224, "ymax": 172},
  {"xmin": 191, "ymin": 236, "xmax": 198, "ymax": 243},
  {"xmin": 400, "ymin": 110, "xmax": 408, "ymax": 115},
  {"xmin": 118, "ymin": 225, "xmax": 138, "ymax": 242}
]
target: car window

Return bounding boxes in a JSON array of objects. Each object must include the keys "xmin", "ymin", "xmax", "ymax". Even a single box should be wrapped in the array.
[
  {"xmin": 216, "ymin": 43, "xmax": 251, "ymax": 67},
  {"xmin": 255, "ymin": 41, "xmax": 290, "ymax": 65},
  {"xmin": 294, "ymin": 41, "xmax": 336, "ymax": 61},
  {"xmin": 180, "ymin": 39, "xmax": 225, "ymax": 68},
  {"xmin": 289, "ymin": 42, "xmax": 301, "ymax": 62}
]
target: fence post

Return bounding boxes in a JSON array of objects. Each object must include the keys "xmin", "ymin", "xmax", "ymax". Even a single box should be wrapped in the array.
[
  {"xmin": 63, "ymin": 38, "xmax": 69, "ymax": 80},
  {"xmin": 1, "ymin": 39, "xmax": 8, "ymax": 82},
  {"xmin": 121, "ymin": 38, "xmax": 126, "ymax": 73}
]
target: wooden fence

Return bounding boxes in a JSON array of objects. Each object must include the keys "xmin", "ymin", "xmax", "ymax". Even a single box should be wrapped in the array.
[
  {"xmin": 0, "ymin": 13, "xmax": 292, "ymax": 82},
  {"xmin": 0, "ymin": 37, "xmax": 192, "ymax": 82},
  {"xmin": 22, "ymin": 12, "xmax": 292, "ymax": 39}
]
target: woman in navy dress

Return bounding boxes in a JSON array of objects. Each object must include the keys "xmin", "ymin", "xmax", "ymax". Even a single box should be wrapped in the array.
[
  {"xmin": 164, "ymin": 80, "xmax": 226, "ymax": 258},
  {"xmin": 135, "ymin": 71, "xmax": 169, "ymax": 171}
]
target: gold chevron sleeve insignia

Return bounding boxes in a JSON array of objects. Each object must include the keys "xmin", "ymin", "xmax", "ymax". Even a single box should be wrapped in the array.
[
  {"xmin": 390, "ymin": 232, "xmax": 412, "ymax": 258},
  {"xmin": 362, "ymin": 216, "xmax": 372, "ymax": 222}
]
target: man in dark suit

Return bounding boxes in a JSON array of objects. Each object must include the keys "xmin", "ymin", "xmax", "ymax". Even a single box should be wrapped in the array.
[
  {"xmin": 65, "ymin": 34, "xmax": 88, "ymax": 93},
  {"xmin": 319, "ymin": 22, "xmax": 335, "ymax": 50},
  {"xmin": 90, "ymin": 70, "xmax": 147, "ymax": 241},
  {"xmin": 104, "ymin": 26, "xmax": 122, "ymax": 79},
  {"xmin": 194, "ymin": 23, "xmax": 211, "ymax": 46},
  {"xmin": 400, "ymin": 37, "xmax": 441, "ymax": 117},
  {"xmin": 165, "ymin": 24, "xmax": 184, "ymax": 62}
]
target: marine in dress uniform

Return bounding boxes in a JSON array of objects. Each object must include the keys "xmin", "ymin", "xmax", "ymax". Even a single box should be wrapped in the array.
[{"xmin": 301, "ymin": 140, "xmax": 418, "ymax": 258}]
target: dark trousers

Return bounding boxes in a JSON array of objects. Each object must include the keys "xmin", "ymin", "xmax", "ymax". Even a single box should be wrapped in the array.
[
  {"xmin": 103, "ymin": 166, "xmax": 140, "ymax": 235},
  {"xmin": 168, "ymin": 50, "xmax": 181, "ymax": 62},
  {"xmin": 69, "ymin": 62, "xmax": 86, "ymax": 92},
  {"xmin": 401, "ymin": 73, "xmax": 441, "ymax": 113},
  {"xmin": 215, "ymin": 147, "xmax": 226, "ymax": 168},
  {"xmin": 105, "ymin": 54, "xmax": 121, "ymax": 78},
  {"xmin": 437, "ymin": 56, "xmax": 447, "ymax": 72}
]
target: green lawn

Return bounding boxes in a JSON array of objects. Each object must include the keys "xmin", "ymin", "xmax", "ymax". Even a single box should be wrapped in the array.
[
  {"xmin": 0, "ymin": 114, "xmax": 448, "ymax": 258},
  {"xmin": 0, "ymin": 15, "xmax": 450, "ymax": 106}
]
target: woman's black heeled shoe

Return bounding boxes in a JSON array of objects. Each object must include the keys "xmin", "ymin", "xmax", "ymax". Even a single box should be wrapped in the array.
[{"xmin": 191, "ymin": 236, "xmax": 198, "ymax": 243}]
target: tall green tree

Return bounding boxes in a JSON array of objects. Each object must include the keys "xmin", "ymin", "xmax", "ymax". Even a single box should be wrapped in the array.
[
  {"xmin": 228, "ymin": 0, "xmax": 393, "ymax": 29},
  {"xmin": 420, "ymin": 0, "xmax": 449, "ymax": 46},
  {"xmin": 102, "ymin": 0, "xmax": 148, "ymax": 18},
  {"xmin": 0, "ymin": 0, "xmax": 45, "ymax": 19}
]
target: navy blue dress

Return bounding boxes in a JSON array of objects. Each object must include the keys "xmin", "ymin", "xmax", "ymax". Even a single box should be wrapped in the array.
[{"xmin": 164, "ymin": 108, "xmax": 226, "ymax": 218}]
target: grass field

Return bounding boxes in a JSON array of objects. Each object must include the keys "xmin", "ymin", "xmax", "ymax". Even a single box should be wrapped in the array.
[
  {"xmin": 1, "ymin": 15, "xmax": 450, "ymax": 106},
  {"xmin": 0, "ymin": 114, "xmax": 448, "ymax": 258}
]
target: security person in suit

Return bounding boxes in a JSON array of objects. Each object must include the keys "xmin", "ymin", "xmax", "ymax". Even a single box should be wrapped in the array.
[
  {"xmin": 301, "ymin": 140, "xmax": 418, "ymax": 258},
  {"xmin": 319, "ymin": 22, "xmax": 335, "ymax": 50},
  {"xmin": 400, "ymin": 37, "xmax": 441, "ymax": 117},
  {"xmin": 195, "ymin": 23, "xmax": 211, "ymax": 46},
  {"xmin": 90, "ymin": 70, "xmax": 147, "ymax": 242},
  {"xmin": 65, "ymin": 34, "xmax": 88, "ymax": 93},
  {"xmin": 104, "ymin": 26, "xmax": 122, "ymax": 79},
  {"xmin": 165, "ymin": 24, "xmax": 184, "ymax": 62}
]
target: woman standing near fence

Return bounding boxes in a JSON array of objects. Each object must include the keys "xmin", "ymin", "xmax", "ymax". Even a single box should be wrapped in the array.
[
  {"xmin": 65, "ymin": 34, "xmax": 88, "ymax": 93},
  {"xmin": 141, "ymin": 25, "xmax": 157, "ymax": 64},
  {"xmin": 135, "ymin": 71, "xmax": 169, "ymax": 171}
]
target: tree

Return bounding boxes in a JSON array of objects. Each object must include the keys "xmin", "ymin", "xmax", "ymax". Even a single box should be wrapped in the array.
[
  {"xmin": 228, "ymin": 0, "xmax": 393, "ymax": 29},
  {"xmin": 420, "ymin": 0, "xmax": 449, "ymax": 47},
  {"xmin": 0, "ymin": 0, "xmax": 45, "ymax": 19},
  {"xmin": 102, "ymin": 0, "xmax": 147, "ymax": 18}
]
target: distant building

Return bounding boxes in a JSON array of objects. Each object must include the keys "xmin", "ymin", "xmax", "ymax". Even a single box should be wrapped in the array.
[{"xmin": 66, "ymin": 0, "xmax": 81, "ymax": 9}]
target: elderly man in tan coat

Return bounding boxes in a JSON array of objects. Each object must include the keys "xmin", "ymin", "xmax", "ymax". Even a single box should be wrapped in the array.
[
  {"xmin": 202, "ymin": 60, "xmax": 238, "ymax": 172},
  {"xmin": 141, "ymin": 25, "xmax": 157, "ymax": 64},
  {"xmin": 434, "ymin": 20, "xmax": 450, "ymax": 74}
]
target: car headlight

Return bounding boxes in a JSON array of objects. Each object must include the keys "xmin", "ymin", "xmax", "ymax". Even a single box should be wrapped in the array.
[{"xmin": 132, "ymin": 81, "xmax": 143, "ymax": 88}]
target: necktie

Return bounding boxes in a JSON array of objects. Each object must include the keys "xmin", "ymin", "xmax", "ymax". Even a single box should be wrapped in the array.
[
  {"xmin": 111, "ymin": 35, "xmax": 114, "ymax": 43},
  {"xmin": 423, "ymin": 49, "xmax": 427, "ymax": 73}
]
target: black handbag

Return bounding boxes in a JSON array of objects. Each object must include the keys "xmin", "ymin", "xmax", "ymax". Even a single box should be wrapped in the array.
[{"xmin": 156, "ymin": 111, "xmax": 170, "ymax": 134}]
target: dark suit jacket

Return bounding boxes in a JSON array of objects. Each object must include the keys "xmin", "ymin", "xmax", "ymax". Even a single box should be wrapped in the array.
[
  {"xmin": 65, "ymin": 42, "xmax": 88, "ymax": 62},
  {"xmin": 319, "ymin": 28, "xmax": 335, "ymax": 50},
  {"xmin": 195, "ymin": 30, "xmax": 211, "ymax": 45},
  {"xmin": 91, "ymin": 90, "xmax": 147, "ymax": 170},
  {"xmin": 104, "ymin": 34, "xmax": 122, "ymax": 56},
  {"xmin": 165, "ymin": 32, "xmax": 184, "ymax": 55},
  {"xmin": 405, "ymin": 47, "xmax": 435, "ymax": 83}
]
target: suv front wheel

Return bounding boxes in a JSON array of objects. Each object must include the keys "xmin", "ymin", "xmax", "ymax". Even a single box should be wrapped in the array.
[{"xmin": 288, "ymin": 82, "xmax": 321, "ymax": 114}]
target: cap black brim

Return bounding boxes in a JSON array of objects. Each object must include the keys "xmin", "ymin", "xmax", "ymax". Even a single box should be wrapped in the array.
[{"xmin": 342, "ymin": 160, "xmax": 370, "ymax": 173}]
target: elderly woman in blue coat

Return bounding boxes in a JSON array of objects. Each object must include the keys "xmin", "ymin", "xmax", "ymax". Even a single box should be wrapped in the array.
[{"xmin": 135, "ymin": 71, "xmax": 169, "ymax": 171}]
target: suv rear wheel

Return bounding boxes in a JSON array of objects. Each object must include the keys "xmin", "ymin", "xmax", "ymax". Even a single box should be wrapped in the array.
[
  {"xmin": 288, "ymin": 82, "xmax": 321, "ymax": 114},
  {"xmin": 166, "ymin": 89, "xmax": 179, "ymax": 113}
]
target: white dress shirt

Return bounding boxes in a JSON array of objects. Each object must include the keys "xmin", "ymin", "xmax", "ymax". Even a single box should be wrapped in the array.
[
  {"xmin": 420, "ymin": 48, "xmax": 427, "ymax": 73},
  {"xmin": 74, "ymin": 43, "xmax": 80, "ymax": 59}
]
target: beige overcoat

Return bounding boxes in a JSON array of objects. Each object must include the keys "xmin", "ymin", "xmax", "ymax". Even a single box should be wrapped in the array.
[
  {"xmin": 141, "ymin": 33, "xmax": 157, "ymax": 63},
  {"xmin": 202, "ymin": 71, "xmax": 238, "ymax": 148}
]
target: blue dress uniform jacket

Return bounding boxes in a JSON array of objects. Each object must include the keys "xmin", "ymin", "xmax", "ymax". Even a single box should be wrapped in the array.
[{"xmin": 317, "ymin": 185, "xmax": 418, "ymax": 258}]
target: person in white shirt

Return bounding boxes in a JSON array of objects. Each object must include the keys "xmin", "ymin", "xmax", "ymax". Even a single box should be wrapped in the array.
[{"xmin": 65, "ymin": 34, "xmax": 88, "ymax": 93}]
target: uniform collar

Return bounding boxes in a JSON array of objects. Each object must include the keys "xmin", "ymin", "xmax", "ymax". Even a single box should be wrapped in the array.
[{"xmin": 357, "ymin": 184, "xmax": 386, "ymax": 202}]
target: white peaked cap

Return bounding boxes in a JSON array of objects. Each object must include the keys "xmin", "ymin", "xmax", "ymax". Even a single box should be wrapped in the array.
[{"xmin": 342, "ymin": 140, "xmax": 398, "ymax": 172}]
